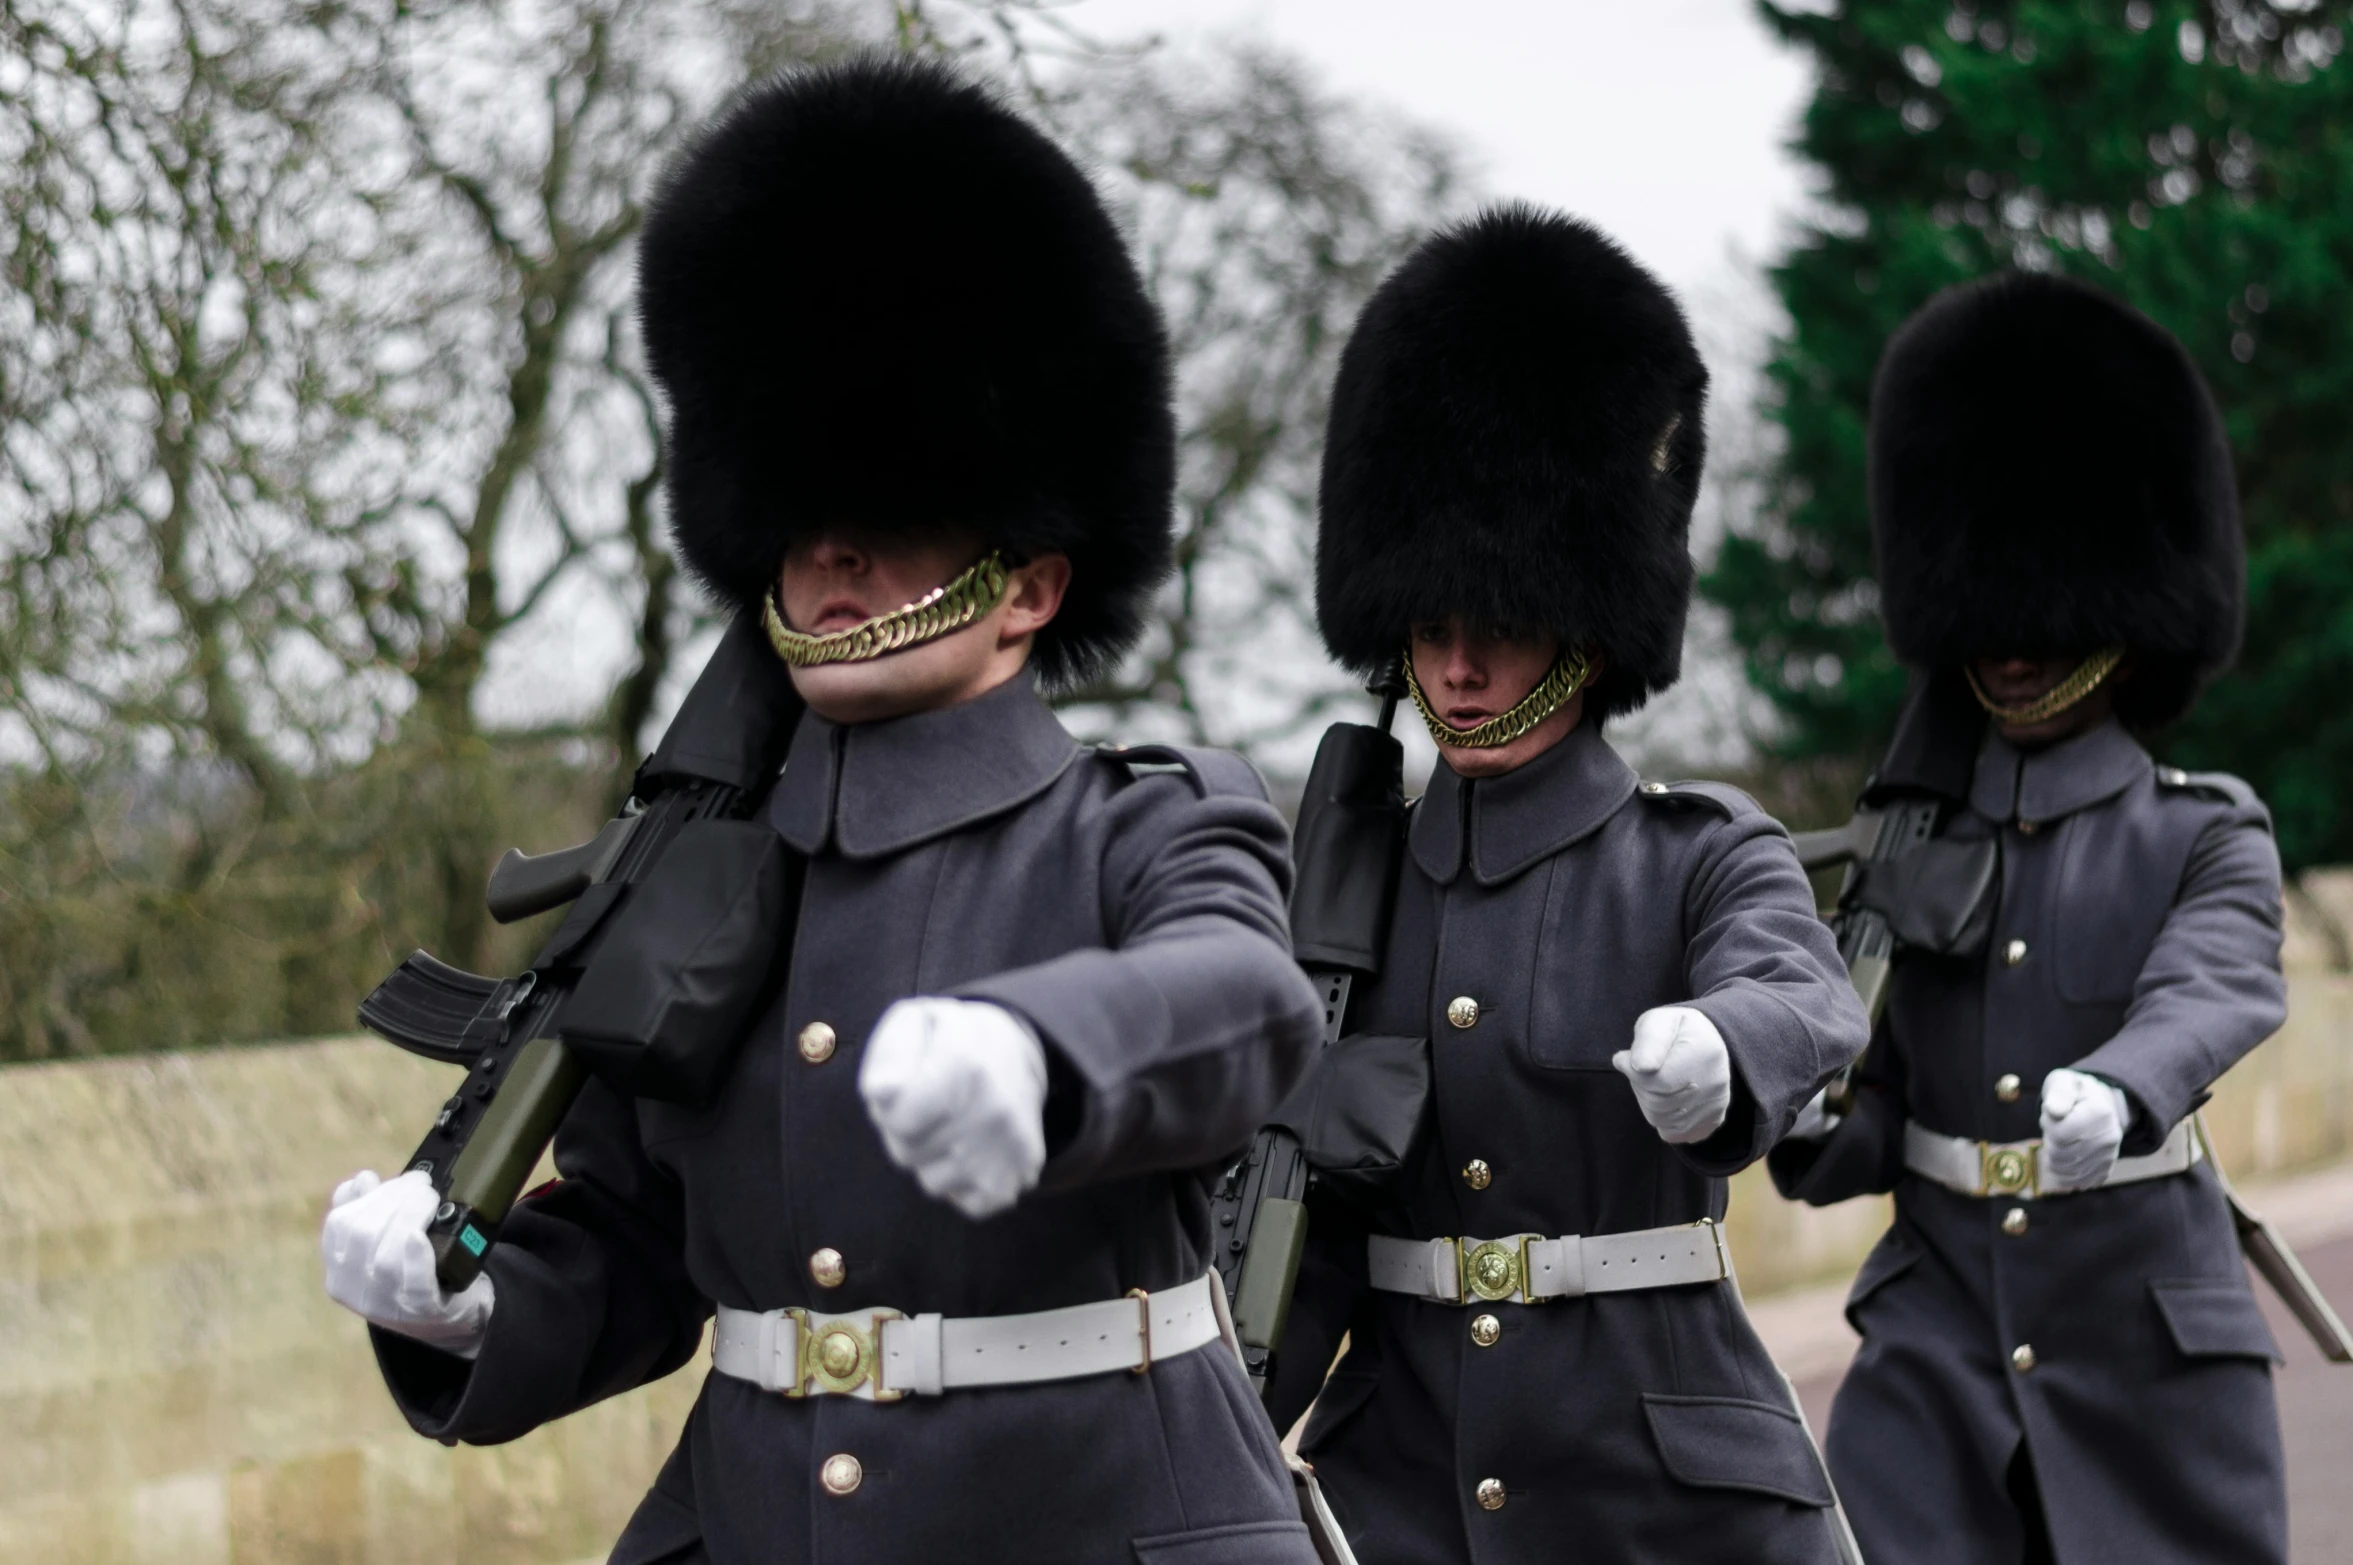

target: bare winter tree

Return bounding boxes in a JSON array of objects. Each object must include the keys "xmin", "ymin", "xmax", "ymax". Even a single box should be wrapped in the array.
[{"xmin": 0, "ymin": 0, "xmax": 1464, "ymax": 1056}]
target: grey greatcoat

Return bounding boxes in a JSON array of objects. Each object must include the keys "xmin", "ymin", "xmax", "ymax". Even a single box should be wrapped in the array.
[
  {"xmin": 1770, "ymin": 719, "xmax": 2289, "ymax": 1564},
  {"xmin": 372, "ymin": 674, "xmax": 1329, "ymax": 1565},
  {"xmin": 1269, "ymin": 722, "xmax": 1870, "ymax": 1565}
]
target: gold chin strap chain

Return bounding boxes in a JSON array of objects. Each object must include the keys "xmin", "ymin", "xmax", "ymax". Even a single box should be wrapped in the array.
[
  {"xmin": 763, "ymin": 552, "xmax": 1011, "ymax": 668},
  {"xmin": 1403, "ymin": 646, "xmax": 1595, "ymax": 750},
  {"xmin": 1965, "ymin": 645, "xmax": 2127, "ymax": 726}
]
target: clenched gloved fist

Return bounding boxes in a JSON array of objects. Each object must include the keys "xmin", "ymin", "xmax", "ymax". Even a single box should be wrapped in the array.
[
  {"xmin": 2039, "ymin": 1068, "xmax": 2131, "ymax": 1190},
  {"xmin": 860, "ymin": 997, "xmax": 1048, "ymax": 1220},
  {"xmin": 319, "ymin": 1168, "xmax": 495, "ymax": 1358},
  {"xmin": 1613, "ymin": 1006, "xmax": 1733, "ymax": 1145}
]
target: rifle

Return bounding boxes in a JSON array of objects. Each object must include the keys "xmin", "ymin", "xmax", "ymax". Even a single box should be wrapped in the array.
[
  {"xmin": 1212, "ymin": 663, "xmax": 1411, "ymax": 1395},
  {"xmin": 358, "ymin": 610, "xmax": 804, "ymax": 1291},
  {"xmin": 1789, "ymin": 803, "xmax": 1941, "ymax": 1025}
]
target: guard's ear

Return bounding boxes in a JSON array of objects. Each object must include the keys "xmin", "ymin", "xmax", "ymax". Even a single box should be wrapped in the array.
[{"xmin": 1000, "ymin": 553, "xmax": 1072, "ymax": 644}]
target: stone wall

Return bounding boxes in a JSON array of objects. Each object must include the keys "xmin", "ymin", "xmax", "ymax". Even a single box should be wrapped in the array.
[
  {"xmin": 8, "ymin": 969, "xmax": 2352, "ymax": 1565},
  {"xmin": 0, "ymin": 1041, "xmax": 693, "ymax": 1565}
]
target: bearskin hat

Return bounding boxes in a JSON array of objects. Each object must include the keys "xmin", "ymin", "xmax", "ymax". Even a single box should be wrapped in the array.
[
  {"xmin": 638, "ymin": 57, "xmax": 1174, "ymax": 686},
  {"xmin": 1870, "ymin": 271, "xmax": 2243, "ymax": 729},
  {"xmin": 1315, "ymin": 205, "xmax": 1708, "ymax": 720}
]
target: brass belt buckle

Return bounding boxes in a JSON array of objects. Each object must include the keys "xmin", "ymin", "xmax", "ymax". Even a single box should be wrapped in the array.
[
  {"xmin": 784, "ymin": 1308, "xmax": 907, "ymax": 1401},
  {"xmin": 1465, "ymin": 1239, "xmax": 1523, "ymax": 1303},
  {"xmin": 1980, "ymin": 1142, "xmax": 2038, "ymax": 1198}
]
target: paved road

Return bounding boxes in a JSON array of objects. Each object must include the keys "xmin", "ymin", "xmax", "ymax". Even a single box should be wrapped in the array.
[{"xmin": 1792, "ymin": 1230, "xmax": 2353, "ymax": 1562}]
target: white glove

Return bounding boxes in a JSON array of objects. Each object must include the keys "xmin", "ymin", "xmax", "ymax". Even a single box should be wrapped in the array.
[
  {"xmin": 1612, "ymin": 1006, "xmax": 1733, "ymax": 1145},
  {"xmin": 319, "ymin": 1168, "xmax": 495, "ymax": 1358},
  {"xmin": 860, "ymin": 997, "xmax": 1048, "ymax": 1220},
  {"xmin": 1786, "ymin": 1086, "xmax": 1843, "ymax": 1143},
  {"xmin": 2039, "ymin": 1068, "xmax": 2131, "ymax": 1190}
]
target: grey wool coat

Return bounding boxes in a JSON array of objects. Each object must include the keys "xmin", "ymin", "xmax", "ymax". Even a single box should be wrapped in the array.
[
  {"xmin": 371, "ymin": 674, "xmax": 1330, "ymax": 1565},
  {"xmin": 1770, "ymin": 720, "xmax": 2289, "ymax": 1565},
  {"xmin": 1267, "ymin": 721, "xmax": 1870, "ymax": 1565}
]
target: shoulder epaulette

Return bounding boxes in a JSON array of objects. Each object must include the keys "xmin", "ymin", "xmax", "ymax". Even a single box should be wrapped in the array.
[
  {"xmin": 1096, "ymin": 743, "xmax": 1270, "ymax": 803},
  {"xmin": 2153, "ymin": 765, "xmax": 2258, "ymax": 810},
  {"xmin": 1633, "ymin": 779, "xmax": 1751, "ymax": 820}
]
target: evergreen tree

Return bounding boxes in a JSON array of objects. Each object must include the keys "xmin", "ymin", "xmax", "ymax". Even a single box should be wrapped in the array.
[{"xmin": 1711, "ymin": 0, "xmax": 2353, "ymax": 870}]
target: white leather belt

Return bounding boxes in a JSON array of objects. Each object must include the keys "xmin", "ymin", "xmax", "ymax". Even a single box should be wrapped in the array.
[
  {"xmin": 710, "ymin": 1272, "xmax": 1222, "ymax": 1400},
  {"xmin": 1367, "ymin": 1219, "xmax": 1732, "ymax": 1306},
  {"xmin": 1902, "ymin": 1118, "xmax": 2201, "ymax": 1200}
]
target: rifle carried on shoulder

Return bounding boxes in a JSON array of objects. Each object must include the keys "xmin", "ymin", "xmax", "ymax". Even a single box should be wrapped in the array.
[
  {"xmin": 1212, "ymin": 664, "xmax": 1412, "ymax": 1396},
  {"xmin": 358, "ymin": 611, "xmax": 804, "ymax": 1290}
]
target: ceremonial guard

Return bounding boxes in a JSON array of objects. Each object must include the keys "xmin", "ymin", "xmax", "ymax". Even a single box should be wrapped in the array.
[
  {"xmin": 318, "ymin": 60, "xmax": 1329, "ymax": 1565},
  {"xmin": 1770, "ymin": 272, "xmax": 2290, "ymax": 1563},
  {"xmin": 1263, "ymin": 207, "xmax": 1870, "ymax": 1564}
]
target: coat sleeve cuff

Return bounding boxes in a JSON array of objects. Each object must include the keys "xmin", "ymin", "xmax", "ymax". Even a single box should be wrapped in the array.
[
  {"xmin": 1678, "ymin": 984, "xmax": 1828, "ymax": 1174},
  {"xmin": 370, "ymin": 1245, "xmax": 594, "ymax": 1446},
  {"xmin": 2070, "ymin": 1039, "xmax": 2195, "ymax": 1152}
]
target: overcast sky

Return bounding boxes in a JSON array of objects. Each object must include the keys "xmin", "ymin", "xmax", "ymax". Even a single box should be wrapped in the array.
[{"xmin": 1073, "ymin": 0, "xmax": 1822, "ymax": 294}]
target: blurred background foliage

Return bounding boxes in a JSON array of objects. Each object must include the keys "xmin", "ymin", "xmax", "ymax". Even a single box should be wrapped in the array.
[
  {"xmin": 0, "ymin": 0, "xmax": 1462, "ymax": 1059},
  {"xmin": 10, "ymin": 0, "xmax": 2351, "ymax": 1061},
  {"xmin": 1709, "ymin": 0, "xmax": 2353, "ymax": 891}
]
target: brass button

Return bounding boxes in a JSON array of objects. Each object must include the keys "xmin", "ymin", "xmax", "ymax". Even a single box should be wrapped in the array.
[
  {"xmin": 797, "ymin": 1021, "xmax": 837, "ymax": 1063},
  {"xmin": 1462, "ymin": 1159, "xmax": 1493, "ymax": 1191},
  {"xmin": 2002, "ymin": 1207, "xmax": 2029, "ymax": 1237},
  {"xmin": 809, "ymin": 1247, "xmax": 846, "ymax": 1289},
  {"xmin": 1640, "ymin": 781, "xmax": 1668, "ymax": 795},
  {"xmin": 2011, "ymin": 1344, "xmax": 2037, "ymax": 1373},
  {"xmin": 1995, "ymin": 1073, "xmax": 2022, "ymax": 1104},
  {"xmin": 1447, "ymin": 996, "xmax": 1481, "ymax": 1030},
  {"xmin": 1470, "ymin": 1313, "xmax": 1502, "ymax": 1347},
  {"xmin": 819, "ymin": 1453, "xmax": 863, "ymax": 1496},
  {"xmin": 2003, "ymin": 939, "xmax": 2028, "ymax": 967},
  {"xmin": 2018, "ymin": 819, "xmax": 2039, "ymax": 836},
  {"xmin": 1475, "ymin": 1477, "xmax": 1507, "ymax": 1511}
]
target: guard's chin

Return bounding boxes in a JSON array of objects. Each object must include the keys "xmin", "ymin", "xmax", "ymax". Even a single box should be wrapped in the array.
[{"xmin": 785, "ymin": 624, "xmax": 1002, "ymax": 725}]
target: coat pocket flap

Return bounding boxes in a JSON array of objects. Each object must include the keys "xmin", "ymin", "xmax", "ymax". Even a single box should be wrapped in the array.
[
  {"xmin": 2150, "ymin": 1278, "xmax": 2282, "ymax": 1362},
  {"xmin": 1842, "ymin": 1230, "xmax": 1923, "ymax": 1328},
  {"xmin": 1641, "ymin": 1395, "xmax": 1835, "ymax": 1507},
  {"xmin": 1132, "ymin": 1520, "xmax": 1315, "ymax": 1563}
]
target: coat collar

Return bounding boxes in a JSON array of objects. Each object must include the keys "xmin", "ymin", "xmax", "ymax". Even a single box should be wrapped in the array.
[
  {"xmin": 1968, "ymin": 719, "xmax": 2150, "ymax": 827},
  {"xmin": 1410, "ymin": 720, "xmax": 1637, "ymax": 887},
  {"xmin": 770, "ymin": 672, "xmax": 1079, "ymax": 859}
]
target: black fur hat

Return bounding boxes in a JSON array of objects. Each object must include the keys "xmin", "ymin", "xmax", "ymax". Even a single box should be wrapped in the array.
[
  {"xmin": 1870, "ymin": 271, "xmax": 2242, "ymax": 729},
  {"xmin": 638, "ymin": 57, "xmax": 1174, "ymax": 686},
  {"xmin": 1315, "ymin": 204, "xmax": 1707, "ymax": 719}
]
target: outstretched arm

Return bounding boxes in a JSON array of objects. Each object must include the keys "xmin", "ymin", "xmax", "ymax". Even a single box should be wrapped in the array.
[
  {"xmin": 2074, "ymin": 805, "xmax": 2287, "ymax": 1153},
  {"xmin": 960, "ymin": 765, "xmax": 1326, "ymax": 1190}
]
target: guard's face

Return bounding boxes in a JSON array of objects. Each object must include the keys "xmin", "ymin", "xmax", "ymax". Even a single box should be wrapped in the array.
[
  {"xmin": 777, "ymin": 531, "xmax": 1069, "ymax": 724},
  {"xmin": 1410, "ymin": 616, "xmax": 1587, "ymax": 778},
  {"xmin": 1971, "ymin": 653, "xmax": 2124, "ymax": 750}
]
